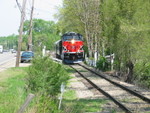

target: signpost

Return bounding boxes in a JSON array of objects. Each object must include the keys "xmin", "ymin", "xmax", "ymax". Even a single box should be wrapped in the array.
[{"xmin": 58, "ymin": 83, "xmax": 65, "ymax": 109}]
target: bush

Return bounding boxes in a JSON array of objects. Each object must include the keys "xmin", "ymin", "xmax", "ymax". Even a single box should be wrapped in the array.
[
  {"xmin": 96, "ymin": 56, "xmax": 110, "ymax": 71},
  {"xmin": 34, "ymin": 94, "xmax": 60, "ymax": 113},
  {"xmin": 134, "ymin": 62, "xmax": 150, "ymax": 88},
  {"xmin": 26, "ymin": 56, "xmax": 70, "ymax": 96}
]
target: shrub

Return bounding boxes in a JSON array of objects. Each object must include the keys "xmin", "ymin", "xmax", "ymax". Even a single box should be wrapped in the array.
[
  {"xmin": 26, "ymin": 56, "xmax": 70, "ymax": 96},
  {"xmin": 134, "ymin": 62, "xmax": 150, "ymax": 88},
  {"xmin": 96, "ymin": 56, "xmax": 110, "ymax": 71}
]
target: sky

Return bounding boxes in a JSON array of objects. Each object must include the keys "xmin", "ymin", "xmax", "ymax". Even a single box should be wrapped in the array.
[{"xmin": 0, "ymin": 0, "xmax": 62, "ymax": 37}]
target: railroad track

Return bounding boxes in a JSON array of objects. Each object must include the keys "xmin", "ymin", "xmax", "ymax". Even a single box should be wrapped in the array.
[{"xmin": 69, "ymin": 63, "xmax": 150, "ymax": 113}]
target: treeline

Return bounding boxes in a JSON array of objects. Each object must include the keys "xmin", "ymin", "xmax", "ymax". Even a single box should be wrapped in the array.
[
  {"xmin": 0, "ymin": 19, "xmax": 60, "ymax": 51},
  {"xmin": 57, "ymin": 0, "xmax": 150, "ymax": 86},
  {"xmin": 0, "ymin": 34, "xmax": 18, "ymax": 50}
]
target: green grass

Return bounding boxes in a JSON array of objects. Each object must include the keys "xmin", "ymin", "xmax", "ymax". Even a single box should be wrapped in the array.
[
  {"xmin": 0, "ymin": 67, "xmax": 28, "ymax": 113},
  {"xmin": 62, "ymin": 89, "xmax": 107, "ymax": 113}
]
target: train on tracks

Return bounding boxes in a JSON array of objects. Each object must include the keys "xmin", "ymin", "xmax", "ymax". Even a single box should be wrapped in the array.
[{"xmin": 55, "ymin": 32, "xmax": 84, "ymax": 63}]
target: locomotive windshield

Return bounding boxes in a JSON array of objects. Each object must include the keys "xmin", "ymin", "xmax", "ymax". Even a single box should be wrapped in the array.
[{"xmin": 62, "ymin": 35, "xmax": 83, "ymax": 41}]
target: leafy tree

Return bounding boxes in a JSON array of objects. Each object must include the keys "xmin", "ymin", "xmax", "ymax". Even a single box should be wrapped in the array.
[
  {"xmin": 0, "ymin": 34, "xmax": 18, "ymax": 49},
  {"xmin": 23, "ymin": 19, "xmax": 60, "ymax": 51}
]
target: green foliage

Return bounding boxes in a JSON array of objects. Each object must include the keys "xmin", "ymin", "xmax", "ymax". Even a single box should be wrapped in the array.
[
  {"xmin": 23, "ymin": 19, "xmax": 60, "ymax": 51},
  {"xmin": 0, "ymin": 19, "xmax": 60, "ymax": 51},
  {"xmin": 33, "ymin": 95, "xmax": 60, "ymax": 113},
  {"xmin": 0, "ymin": 34, "xmax": 18, "ymax": 49},
  {"xmin": 32, "ymin": 33, "xmax": 60, "ymax": 51},
  {"xmin": 56, "ymin": 0, "xmax": 84, "ymax": 34},
  {"xmin": 24, "ymin": 19, "xmax": 57, "ymax": 35},
  {"xmin": 100, "ymin": 0, "xmax": 150, "ymax": 84},
  {"xmin": 0, "ymin": 68, "xmax": 27, "ymax": 113},
  {"xmin": 57, "ymin": 0, "xmax": 150, "ymax": 86},
  {"xmin": 96, "ymin": 56, "xmax": 110, "ymax": 71},
  {"xmin": 26, "ymin": 56, "xmax": 70, "ymax": 96},
  {"xmin": 26, "ymin": 57, "xmax": 70, "ymax": 112},
  {"xmin": 134, "ymin": 62, "xmax": 150, "ymax": 88}
]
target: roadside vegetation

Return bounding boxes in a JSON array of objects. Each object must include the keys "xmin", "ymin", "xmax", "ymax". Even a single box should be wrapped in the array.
[
  {"xmin": 0, "ymin": 56, "xmax": 107, "ymax": 113},
  {"xmin": 0, "ymin": 67, "xmax": 27, "ymax": 113},
  {"xmin": 26, "ymin": 56, "xmax": 70, "ymax": 112}
]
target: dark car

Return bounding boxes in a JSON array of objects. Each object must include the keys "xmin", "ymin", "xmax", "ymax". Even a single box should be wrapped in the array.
[{"xmin": 21, "ymin": 51, "xmax": 34, "ymax": 63}]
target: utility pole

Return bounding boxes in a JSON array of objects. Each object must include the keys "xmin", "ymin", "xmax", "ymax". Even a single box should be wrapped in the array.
[
  {"xmin": 28, "ymin": 0, "xmax": 35, "ymax": 51},
  {"xmin": 16, "ymin": 0, "xmax": 27, "ymax": 67}
]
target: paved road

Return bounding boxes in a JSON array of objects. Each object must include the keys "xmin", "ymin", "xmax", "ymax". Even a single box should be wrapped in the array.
[
  {"xmin": 0, "ymin": 52, "xmax": 31, "ymax": 72},
  {"xmin": 0, "ymin": 52, "xmax": 16, "ymax": 71},
  {"xmin": 0, "ymin": 52, "xmax": 16, "ymax": 65}
]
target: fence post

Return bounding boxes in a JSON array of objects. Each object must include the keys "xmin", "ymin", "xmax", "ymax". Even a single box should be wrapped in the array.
[{"xmin": 18, "ymin": 93, "xmax": 35, "ymax": 113}]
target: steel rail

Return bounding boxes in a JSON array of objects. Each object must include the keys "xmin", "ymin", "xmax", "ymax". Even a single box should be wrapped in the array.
[
  {"xmin": 70, "ymin": 65, "xmax": 132, "ymax": 113},
  {"xmin": 78, "ymin": 63, "xmax": 150, "ymax": 104}
]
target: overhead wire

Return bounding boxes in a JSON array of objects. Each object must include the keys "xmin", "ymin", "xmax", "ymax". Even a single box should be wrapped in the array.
[{"xmin": 16, "ymin": 0, "xmax": 61, "ymax": 21}]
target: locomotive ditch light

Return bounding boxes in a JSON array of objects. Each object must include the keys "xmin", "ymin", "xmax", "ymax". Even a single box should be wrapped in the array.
[{"xmin": 71, "ymin": 39, "xmax": 75, "ymax": 44}]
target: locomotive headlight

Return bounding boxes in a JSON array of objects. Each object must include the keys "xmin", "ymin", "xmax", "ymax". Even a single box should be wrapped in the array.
[{"xmin": 71, "ymin": 39, "xmax": 75, "ymax": 44}]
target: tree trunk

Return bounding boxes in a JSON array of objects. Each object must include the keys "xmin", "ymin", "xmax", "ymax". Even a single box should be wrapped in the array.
[{"xmin": 125, "ymin": 60, "xmax": 134, "ymax": 83}]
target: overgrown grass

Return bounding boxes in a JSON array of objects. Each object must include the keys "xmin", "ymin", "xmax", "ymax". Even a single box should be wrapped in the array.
[{"xmin": 0, "ymin": 67, "xmax": 28, "ymax": 113}]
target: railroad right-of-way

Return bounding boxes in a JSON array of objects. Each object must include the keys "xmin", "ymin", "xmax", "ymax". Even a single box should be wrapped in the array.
[{"xmin": 70, "ymin": 63, "xmax": 150, "ymax": 113}]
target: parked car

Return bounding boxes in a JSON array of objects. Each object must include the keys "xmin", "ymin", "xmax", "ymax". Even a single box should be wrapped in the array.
[
  {"xmin": 11, "ymin": 49, "xmax": 16, "ymax": 53},
  {"xmin": 20, "ymin": 51, "xmax": 34, "ymax": 63}
]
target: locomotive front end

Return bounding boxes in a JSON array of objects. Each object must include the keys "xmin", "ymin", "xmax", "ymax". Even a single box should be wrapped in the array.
[{"xmin": 62, "ymin": 32, "xmax": 84, "ymax": 63}]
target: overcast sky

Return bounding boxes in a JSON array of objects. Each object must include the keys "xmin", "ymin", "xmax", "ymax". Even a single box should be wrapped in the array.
[{"xmin": 0, "ymin": 0, "xmax": 62, "ymax": 37}]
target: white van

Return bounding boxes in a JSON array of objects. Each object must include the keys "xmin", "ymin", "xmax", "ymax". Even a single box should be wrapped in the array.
[{"xmin": 0, "ymin": 45, "xmax": 3, "ymax": 53}]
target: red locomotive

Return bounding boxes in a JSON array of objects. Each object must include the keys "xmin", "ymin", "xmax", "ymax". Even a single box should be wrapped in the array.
[{"xmin": 55, "ymin": 32, "xmax": 84, "ymax": 63}]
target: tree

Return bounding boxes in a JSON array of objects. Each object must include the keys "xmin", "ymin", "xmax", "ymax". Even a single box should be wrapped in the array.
[
  {"xmin": 0, "ymin": 35, "xmax": 18, "ymax": 49},
  {"xmin": 23, "ymin": 19, "xmax": 60, "ymax": 51}
]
